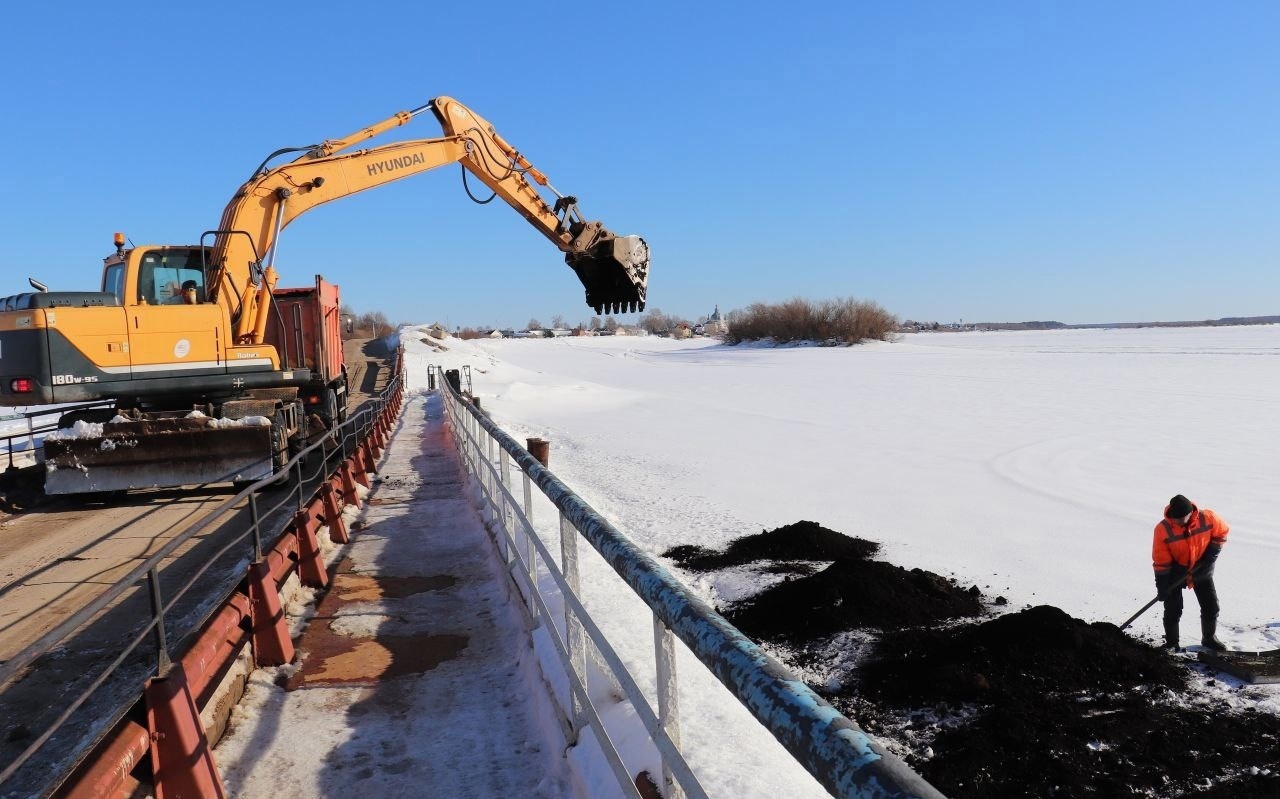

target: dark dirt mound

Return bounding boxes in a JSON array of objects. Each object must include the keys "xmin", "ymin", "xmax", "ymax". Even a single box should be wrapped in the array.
[
  {"xmin": 663, "ymin": 520, "xmax": 878, "ymax": 572},
  {"xmin": 838, "ymin": 606, "xmax": 1280, "ymax": 797},
  {"xmin": 857, "ymin": 604, "xmax": 1188, "ymax": 705},
  {"xmin": 726, "ymin": 558, "xmax": 984, "ymax": 642},
  {"xmin": 672, "ymin": 521, "xmax": 1280, "ymax": 798}
]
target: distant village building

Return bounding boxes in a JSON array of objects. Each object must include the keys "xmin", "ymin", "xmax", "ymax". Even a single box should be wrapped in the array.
[
  {"xmin": 702, "ymin": 305, "xmax": 728, "ymax": 336},
  {"xmin": 426, "ymin": 322, "xmax": 450, "ymax": 339}
]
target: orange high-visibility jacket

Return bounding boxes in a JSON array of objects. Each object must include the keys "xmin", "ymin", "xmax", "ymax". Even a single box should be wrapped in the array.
[{"xmin": 1152, "ymin": 504, "xmax": 1229, "ymax": 579}]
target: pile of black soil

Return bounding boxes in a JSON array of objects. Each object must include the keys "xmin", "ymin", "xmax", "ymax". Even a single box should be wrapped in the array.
[
  {"xmin": 858, "ymin": 604, "xmax": 1187, "ymax": 705},
  {"xmin": 726, "ymin": 558, "xmax": 984, "ymax": 642},
  {"xmin": 842, "ymin": 605, "xmax": 1280, "ymax": 797},
  {"xmin": 663, "ymin": 519, "xmax": 878, "ymax": 572},
  {"xmin": 667, "ymin": 522, "xmax": 1280, "ymax": 798}
]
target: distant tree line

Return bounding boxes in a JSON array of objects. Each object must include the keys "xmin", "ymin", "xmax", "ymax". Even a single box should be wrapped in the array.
[
  {"xmin": 339, "ymin": 305, "xmax": 404, "ymax": 338},
  {"xmin": 445, "ymin": 296, "xmax": 899, "ymax": 345},
  {"xmin": 723, "ymin": 298, "xmax": 897, "ymax": 345}
]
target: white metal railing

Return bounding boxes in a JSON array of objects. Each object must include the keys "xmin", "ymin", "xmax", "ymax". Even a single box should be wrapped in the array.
[
  {"xmin": 431, "ymin": 367, "xmax": 945, "ymax": 799},
  {"xmin": 437, "ymin": 384, "xmax": 702, "ymax": 799}
]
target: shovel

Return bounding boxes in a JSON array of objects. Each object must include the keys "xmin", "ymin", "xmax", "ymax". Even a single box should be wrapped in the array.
[{"xmin": 1119, "ymin": 570, "xmax": 1188, "ymax": 630}]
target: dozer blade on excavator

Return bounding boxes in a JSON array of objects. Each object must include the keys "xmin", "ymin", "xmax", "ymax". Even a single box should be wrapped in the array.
[
  {"xmin": 566, "ymin": 234, "xmax": 649, "ymax": 316},
  {"xmin": 43, "ymin": 417, "xmax": 275, "ymax": 495}
]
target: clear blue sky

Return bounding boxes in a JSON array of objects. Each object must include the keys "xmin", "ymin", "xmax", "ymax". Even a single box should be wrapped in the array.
[{"xmin": 2, "ymin": 2, "xmax": 1277, "ymax": 328}]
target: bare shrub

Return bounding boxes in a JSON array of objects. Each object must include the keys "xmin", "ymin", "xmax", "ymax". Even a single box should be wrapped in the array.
[{"xmin": 723, "ymin": 297, "xmax": 897, "ymax": 346}]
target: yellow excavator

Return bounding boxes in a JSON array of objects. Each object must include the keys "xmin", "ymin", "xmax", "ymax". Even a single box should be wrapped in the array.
[{"xmin": 0, "ymin": 96, "xmax": 648, "ymax": 495}]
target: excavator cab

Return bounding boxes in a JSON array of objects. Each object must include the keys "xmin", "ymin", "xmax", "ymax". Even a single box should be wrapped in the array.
[{"xmin": 566, "ymin": 234, "xmax": 649, "ymax": 315}]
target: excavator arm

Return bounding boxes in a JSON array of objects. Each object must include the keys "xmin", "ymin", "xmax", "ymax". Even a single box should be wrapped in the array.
[{"xmin": 208, "ymin": 97, "xmax": 647, "ymax": 343}]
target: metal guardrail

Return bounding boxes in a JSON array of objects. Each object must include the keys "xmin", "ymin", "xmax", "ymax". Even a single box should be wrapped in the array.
[
  {"xmin": 0, "ymin": 372, "xmax": 403, "ymax": 798},
  {"xmin": 432, "ymin": 367, "xmax": 946, "ymax": 799},
  {"xmin": 0, "ymin": 401, "xmax": 115, "ymax": 471}
]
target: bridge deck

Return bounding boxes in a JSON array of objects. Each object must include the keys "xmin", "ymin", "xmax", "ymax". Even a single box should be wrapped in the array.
[{"xmin": 213, "ymin": 392, "xmax": 578, "ymax": 796}]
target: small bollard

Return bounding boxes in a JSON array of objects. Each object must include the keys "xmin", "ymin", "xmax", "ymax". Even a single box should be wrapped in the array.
[
  {"xmin": 527, "ymin": 437, "xmax": 549, "ymax": 467},
  {"xmin": 472, "ymin": 396, "xmax": 482, "ymax": 411}
]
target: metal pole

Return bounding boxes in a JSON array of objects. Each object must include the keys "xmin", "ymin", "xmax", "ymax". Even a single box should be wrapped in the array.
[
  {"xmin": 147, "ymin": 568, "xmax": 171, "ymax": 675},
  {"xmin": 294, "ymin": 456, "xmax": 306, "ymax": 512},
  {"xmin": 522, "ymin": 473, "xmax": 540, "ymax": 621},
  {"xmin": 249, "ymin": 491, "xmax": 263, "ymax": 561},
  {"xmin": 560, "ymin": 512, "xmax": 586, "ymax": 738},
  {"xmin": 655, "ymin": 614, "xmax": 684, "ymax": 799}
]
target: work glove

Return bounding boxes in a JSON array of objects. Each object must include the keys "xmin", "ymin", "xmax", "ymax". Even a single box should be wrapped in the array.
[
  {"xmin": 1192, "ymin": 544, "xmax": 1221, "ymax": 580},
  {"xmin": 1155, "ymin": 570, "xmax": 1185, "ymax": 595}
]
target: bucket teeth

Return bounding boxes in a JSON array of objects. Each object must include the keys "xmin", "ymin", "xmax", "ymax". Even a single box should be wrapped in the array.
[{"xmin": 566, "ymin": 234, "xmax": 648, "ymax": 316}]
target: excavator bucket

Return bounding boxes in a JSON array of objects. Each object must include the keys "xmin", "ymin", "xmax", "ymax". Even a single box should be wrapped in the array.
[
  {"xmin": 43, "ymin": 417, "xmax": 275, "ymax": 495},
  {"xmin": 566, "ymin": 235, "xmax": 649, "ymax": 315}
]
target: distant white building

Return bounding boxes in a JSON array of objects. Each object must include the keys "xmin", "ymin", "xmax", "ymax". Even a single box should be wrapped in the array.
[{"xmin": 703, "ymin": 305, "xmax": 728, "ymax": 336}]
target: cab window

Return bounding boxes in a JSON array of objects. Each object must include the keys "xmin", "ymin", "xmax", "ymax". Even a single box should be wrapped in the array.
[
  {"xmin": 103, "ymin": 264, "xmax": 126, "ymax": 304},
  {"xmin": 138, "ymin": 250, "xmax": 207, "ymax": 305}
]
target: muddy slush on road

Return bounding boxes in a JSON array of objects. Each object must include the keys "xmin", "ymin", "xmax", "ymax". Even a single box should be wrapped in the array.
[{"xmin": 666, "ymin": 520, "xmax": 1280, "ymax": 798}]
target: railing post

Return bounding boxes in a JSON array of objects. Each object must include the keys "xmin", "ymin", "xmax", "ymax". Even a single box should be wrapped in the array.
[
  {"xmin": 147, "ymin": 568, "xmax": 171, "ymax": 676},
  {"xmin": 655, "ymin": 615, "xmax": 684, "ymax": 799},
  {"xmin": 523, "ymin": 478, "xmax": 537, "ymax": 620},
  {"xmin": 249, "ymin": 491, "xmax": 263, "ymax": 561},
  {"xmin": 560, "ymin": 512, "xmax": 586, "ymax": 740}
]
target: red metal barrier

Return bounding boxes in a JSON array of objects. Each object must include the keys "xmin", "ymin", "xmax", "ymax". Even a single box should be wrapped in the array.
[
  {"xmin": 339, "ymin": 461, "xmax": 362, "ymax": 509},
  {"xmin": 294, "ymin": 508, "xmax": 330, "ymax": 588},
  {"xmin": 58, "ymin": 720, "xmax": 149, "ymax": 799},
  {"xmin": 320, "ymin": 482, "xmax": 349, "ymax": 544},
  {"xmin": 349, "ymin": 447, "xmax": 372, "ymax": 489},
  {"xmin": 359, "ymin": 439, "xmax": 378, "ymax": 477},
  {"xmin": 247, "ymin": 560, "xmax": 294, "ymax": 667},
  {"xmin": 61, "ymin": 364, "xmax": 405, "ymax": 798},
  {"xmin": 145, "ymin": 665, "xmax": 226, "ymax": 799},
  {"xmin": 184, "ymin": 595, "xmax": 253, "ymax": 703}
]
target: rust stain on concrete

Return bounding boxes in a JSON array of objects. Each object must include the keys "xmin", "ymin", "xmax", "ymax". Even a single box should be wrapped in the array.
[
  {"xmin": 287, "ymin": 569, "xmax": 466, "ymax": 689},
  {"xmin": 337, "ymin": 573, "xmax": 456, "ymax": 602}
]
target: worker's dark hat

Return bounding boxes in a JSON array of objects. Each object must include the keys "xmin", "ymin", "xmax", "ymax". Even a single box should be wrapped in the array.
[{"xmin": 1167, "ymin": 494, "xmax": 1193, "ymax": 518}]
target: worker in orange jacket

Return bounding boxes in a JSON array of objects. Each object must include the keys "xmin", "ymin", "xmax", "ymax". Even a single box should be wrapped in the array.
[{"xmin": 1152, "ymin": 494, "xmax": 1228, "ymax": 652}]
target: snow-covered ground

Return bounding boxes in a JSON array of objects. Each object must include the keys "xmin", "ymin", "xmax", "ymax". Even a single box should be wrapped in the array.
[
  {"xmin": 410, "ymin": 326, "xmax": 1279, "ymax": 650},
  {"xmin": 219, "ymin": 324, "xmax": 1280, "ymax": 797},
  {"xmin": 404, "ymin": 325, "xmax": 1280, "ymax": 789}
]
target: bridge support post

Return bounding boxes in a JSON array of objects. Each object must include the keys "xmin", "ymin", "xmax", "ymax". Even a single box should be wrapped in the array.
[
  {"xmin": 145, "ymin": 663, "xmax": 226, "ymax": 799},
  {"xmin": 247, "ymin": 560, "xmax": 294, "ymax": 667},
  {"xmin": 294, "ymin": 509, "xmax": 329, "ymax": 588},
  {"xmin": 339, "ymin": 461, "xmax": 362, "ymax": 508},
  {"xmin": 348, "ymin": 449, "xmax": 371, "ymax": 489},
  {"xmin": 320, "ymin": 482, "xmax": 349, "ymax": 544}
]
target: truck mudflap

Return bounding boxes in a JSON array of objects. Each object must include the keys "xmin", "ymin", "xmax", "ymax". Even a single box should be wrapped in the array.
[{"xmin": 43, "ymin": 417, "xmax": 275, "ymax": 495}]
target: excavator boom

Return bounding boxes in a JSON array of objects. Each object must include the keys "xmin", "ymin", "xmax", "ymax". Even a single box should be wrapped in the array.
[
  {"xmin": 209, "ymin": 97, "xmax": 647, "ymax": 340},
  {"xmin": 0, "ymin": 96, "xmax": 646, "ymax": 495}
]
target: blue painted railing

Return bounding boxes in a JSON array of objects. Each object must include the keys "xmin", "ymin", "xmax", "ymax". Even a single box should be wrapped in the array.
[{"xmin": 434, "ymin": 368, "xmax": 945, "ymax": 799}]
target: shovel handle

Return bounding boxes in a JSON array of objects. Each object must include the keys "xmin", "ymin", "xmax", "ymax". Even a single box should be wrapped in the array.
[
  {"xmin": 1119, "ymin": 572, "xmax": 1188, "ymax": 630},
  {"xmin": 1119, "ymin": 595, "xmax": 1162, "ymax": 630}
]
